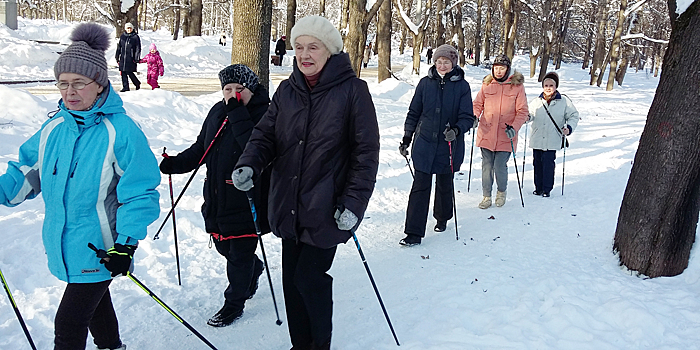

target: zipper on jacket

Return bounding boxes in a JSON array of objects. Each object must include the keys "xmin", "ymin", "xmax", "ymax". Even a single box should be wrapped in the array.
[
  {"xmin": 70, "ymin": 160, "xmax": 78, "ymax": 178},
  {"xmin": 52, "ymin": 158, "xmax": 58, "ymax": 175}
]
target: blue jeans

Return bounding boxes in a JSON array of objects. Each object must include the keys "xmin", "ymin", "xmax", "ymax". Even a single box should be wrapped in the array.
[{"xmin": 481, "ymin": 148, "xmax": 510, "ymax": 197}]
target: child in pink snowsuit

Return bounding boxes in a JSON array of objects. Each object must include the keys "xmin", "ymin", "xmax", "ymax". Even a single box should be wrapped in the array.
[{"xmin": 140, "ymin": 43, "xmax": 164, "ymax": 89}]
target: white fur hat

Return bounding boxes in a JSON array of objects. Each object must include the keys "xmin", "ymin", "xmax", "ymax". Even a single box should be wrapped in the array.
[{"xmin": 291, "ymin": 16, "xmax": 343, "ymax": 55}]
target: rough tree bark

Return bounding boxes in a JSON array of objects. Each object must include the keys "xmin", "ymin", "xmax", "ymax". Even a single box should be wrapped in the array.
[
  {"xmin": 435, "ymin": 0, "xmax": 444, "ymax": 46},
  {"xmin": 231, "ymin": 0, "xmax": 272, "ymax": 91},
  {"xmin": 285, "ymin": 0, "xmax": 296, "ymax": 50},
  {"xmin": 454, "ymin": 2, "xmax": 465, "ymax": 66},
  {"xmin": 502, "ymin": 0, "xmax": 516, "ymax": 59},
  {"xmin": 377, "ymin": 0, "xmax": 391, "ymax": 82},
  {"xmin": 473, "ymin": 0, "xmax": 483, "ymax": 66},
  {"xmin": 613, "ymin": 0, "xmax": 700, "ymax": 278},
  {"xmin": 345, "ymin": 0, "xmax": 384, "ymax": 76},
  {"xmin": 483, "ymin": 0, "xmax": 492, "ymax": 61},
  {"xmin": 606, "ymin": 0, "xmax": 628, "ymax": 91},
  {"xmin": 590, "ymin": 0, "xmax": 608, "ymax": 85},
  {"xmin": 537, "ymin": 0, "xmax": 554, "ymax": 81}
]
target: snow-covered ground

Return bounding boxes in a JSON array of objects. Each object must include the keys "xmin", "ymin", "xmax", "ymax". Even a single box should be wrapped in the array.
[{"xmin": 2, "ymin": 19, "xmax": 699, "ymax": 350}]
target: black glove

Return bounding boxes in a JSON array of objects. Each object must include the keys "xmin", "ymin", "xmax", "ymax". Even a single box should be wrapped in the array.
[
  {"xmin": 444, "ymin": 126, "xmax": 459, "ymax": 142},
  {"xmin": 399, "ymin": 135, "xmax": 412, "ymax": 157},
  {"xmin": 225, "ymin": 95, "xmax": 242, "ymax": 113},
  {"xmin": 100, "ymin": 243, "xmax": 136, "ymax": 277},
  {"xmin": 505, "ymin": 124, "xmax": 516, "ymax": 139},
  {"xmin": 159, "ymin": 156, "xmax": 174, "ymax": 174}
]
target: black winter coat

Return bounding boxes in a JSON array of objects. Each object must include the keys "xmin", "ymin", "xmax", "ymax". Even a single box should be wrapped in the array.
[
  {"xmin": 116, "ymin": 32, "xmax": 141, "ymax": 72},
  {"xmin": 165, "ymin": 85, "xmax": 271, "ymax": 237},
  {"xmin": 275, "ymin": 39, "xmax": 286, "ymax": 56},
  {"xmin": 405, "ymin": 65, "xmax": 475, "ymax": 174},
  {"xmin": 236, "ymin": 53, "xmax": 380, "ymax": 249}
]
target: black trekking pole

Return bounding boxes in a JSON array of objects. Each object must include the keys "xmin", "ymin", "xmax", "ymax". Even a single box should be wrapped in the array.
[
  {"xmin": 562, "ymin": 134, "xmax": 567, "ymax": 196},
  {"xmin": 351, "ymin": 229, "xmax": 400, "ymax": 346},
  {"xmin": 154, "ymin": 117, "xmax": 229, "ymax": 240},
  {"xmin": 448, "ymin": 140, "xmax": 459, "ymax": 241},
  {"xmin": 245, "ymin": 190, "xmax": 283, "ymax": 326},
  {"xmin": 0, "ymin": 267, "xmax": 37, "ymax": 350},
  {"xmin": 402, "ymin": 153, "xmax": 414, "ymax": 180},
  {"xmin": 467, "ymin": 127, "xmax": 475, "ymax": 192},
  {"xmin": 88, "ymin": 243, "xmax": 219, "ymax": 350},
  {"xmin": 507, "ymin": 129, "xmax": 525, "ymax": 208},
  {"xmin": 162, "ymin": 148, "xmax": 182, "ymax": 286},
  {"xmin": 521, "ymin": 123, "xmax": 528, "ymax": 189}
]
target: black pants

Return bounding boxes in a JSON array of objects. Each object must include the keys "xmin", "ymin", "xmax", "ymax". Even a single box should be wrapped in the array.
[
  {"xmin": 404, "ymin": 170, "xmax": 454, "ymax": 237},
  {"xmin": 533, "ymin": 149, "xmax": 557, "ymax": 194},
  {"xmin": 213, "ymin": 236, "xmax": 262, "ymax": 311},
  {"xmin": 54, "ymin": 280, "xmax": 122, "ymax": 350},
  {"xmin": 282, "ymin": 239, "xmax": 337, "ymax": 349},
  {"xmin": 120, "ymin": 71, "xmax": 140, "ymax": 91}
]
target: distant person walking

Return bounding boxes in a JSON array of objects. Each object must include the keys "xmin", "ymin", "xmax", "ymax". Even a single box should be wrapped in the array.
[
  {"xmin": 275, "ymin": 35, "xmax": 286, "ymax": 66},
  {"xmin": 398, "ymin": 44, "xmax": 475, "ymax": 246},
  {"xmin": 472, "ymin": 54, "xmax": 528, "ymax": 209},
  {"xmin": 426, "ymin": 47, "xmax": 433, "ymax": 64},
  {"xmin": 139, "ymin": 43, "xmax": 164, "ymax": 89},
  {"xmin": 116, "ymin": 22, "xmax": 141, "ymax": 92},
  {"xmin": 219, "ymin": 32, "xmax": 227, "ymax": 46},
  {"xmin": 527, "ymin": 71, "xmax": 579, "ymax": 197}
]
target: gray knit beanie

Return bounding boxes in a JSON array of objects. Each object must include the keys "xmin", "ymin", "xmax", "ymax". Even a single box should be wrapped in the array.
[
  {"xmin": 54, "ymin": 23, "xmax": 111, "ymax": 87},
  {"xmin": 218, "ymin": 64, "xmax": 259, "ymax": 91},
  {"xmin": 433, "ymin": 44, "xmax": 458, "ymax": 67},
  {"xmin": 291, "ymin": 16, "xmax": 343, "ymax": 55}
]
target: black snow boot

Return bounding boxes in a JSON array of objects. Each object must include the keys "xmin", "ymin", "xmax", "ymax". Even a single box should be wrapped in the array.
[
  {"xmin": 207, "ymin": 304, "xmax": 243, "ymax": 327},
  {"xmin": 434, "ymin": 221, "xmax": 447, "ymax": 232},
  {"xmin": 399, "ymin": 234, "xmax": 422, "ymax": 246}
]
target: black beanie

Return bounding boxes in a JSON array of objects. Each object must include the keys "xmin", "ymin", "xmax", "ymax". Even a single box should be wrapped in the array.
[{"xmin": 218, "ymin": 64, "xmax": 259, "ymax": 91}]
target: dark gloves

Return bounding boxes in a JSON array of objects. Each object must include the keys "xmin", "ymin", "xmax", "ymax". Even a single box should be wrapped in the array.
[
  {"xmin": 444, "ymin": 126, "xmax": 459, "ymax": 142},
  {"xmin": 100, "ymin": 243, "xmax": 136, "ymax": 277},
  {"xmin": 505, "ymin": 124, "xmax": 516, "ymax": 139},
  {"xmin": 399, "ymin": 134, "xmax": 412, "ymax": 157},
  {"xmin": 159, "ymin": 153, "xmax": 174, "ymax": 174},
  {"xmin": 225, "ymin": 91, "xmax": 243, "ymax": 113}
]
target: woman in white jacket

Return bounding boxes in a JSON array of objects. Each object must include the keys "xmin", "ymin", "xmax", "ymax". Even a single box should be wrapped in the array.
[{"xmin": 527, "ymin": 72, "xmax": 579, "ymax": 197}]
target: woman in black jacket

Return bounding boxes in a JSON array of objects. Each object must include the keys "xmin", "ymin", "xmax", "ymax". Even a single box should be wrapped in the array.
[
  {"xmin": 232, "ymin": 16, "xmax": 380, "ymax": 350},
  {"xmin": 115, "ymin": 22, "xmax": 141, "ymax": 92},
  {"xmin": 159, "ymin": 64, "xmax": 270, "ymax": 327},
  {"xmin": 398, "ymin": 44, "xmax": 475, "ymax": 246}
]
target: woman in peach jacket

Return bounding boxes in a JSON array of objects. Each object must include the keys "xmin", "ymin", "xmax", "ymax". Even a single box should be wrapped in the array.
[{"xmin": 473, "ymin": 54, "xmax": 528, "ymax": 208}]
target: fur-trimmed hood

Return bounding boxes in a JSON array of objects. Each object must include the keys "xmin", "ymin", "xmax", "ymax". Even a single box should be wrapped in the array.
[{"xmin": 483, "ymin": 70, "xmax": 524, "ymax": 86}]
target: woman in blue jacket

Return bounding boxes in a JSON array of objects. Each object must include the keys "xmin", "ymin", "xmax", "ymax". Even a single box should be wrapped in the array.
[
  {"xmin": 0, "ymin": 23, "xmax": 160, "ymax": 350},
  {"xmin": 398, "ymin": 44, "xmax": 475, "ymax": 246}
]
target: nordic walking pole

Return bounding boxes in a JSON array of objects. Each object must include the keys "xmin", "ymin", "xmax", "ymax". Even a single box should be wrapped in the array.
[
  {"xmin": 507, "ymin": 126, "xmax": 525, "ymax": 208},
  {"xmin": 162, "ymin": 148, "xmax": 182, "ymax": 286},
  {"xmin": 448, "ymin": 140, "xmax": 459, "ymax": 241},
  {"xmin": 245, "ymin": 190, "xmax": 283, "ymax": 326},
  {"xmin": 351, "ymin": 229, "xmax": 400, "ymax": 346},
  {"xmin": 562, "ymin": 134, "xmax": 567, "ymax": 196},
  {"xmin": 402, "ymin": 153, "xmax": 415, "ymax": 180},
  {"xmin": 154, "ymin": 117, "xmax": 229, "ymax": 240},
  {"xmin": 467, "ymin": 127, "xmax": 475, "ymax": 192},
  {"xmin": 0, "ymin": 267, "xmax": 37, "ymax": 350},
  {"xmin": 88, "ymin": 243, "xmax": 219, "ymax": 350},
  {"xmin": 521, "ymin": 123, "xmax": 528, "ymax": 189}
]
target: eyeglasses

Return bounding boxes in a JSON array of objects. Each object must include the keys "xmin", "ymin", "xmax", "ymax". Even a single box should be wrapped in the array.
[{"xmin": 55, "ymin": 80, "xmax": 96, "ymax": 90}]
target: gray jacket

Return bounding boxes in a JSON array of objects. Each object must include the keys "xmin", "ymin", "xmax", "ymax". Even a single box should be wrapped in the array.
[{"xmin": 527, "ymin": 92, "xmax": 579, "ymax": 151}]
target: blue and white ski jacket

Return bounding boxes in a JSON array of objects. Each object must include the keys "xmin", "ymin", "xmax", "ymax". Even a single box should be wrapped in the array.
[{"xmin": 0, "ymin": 84, "xmax": 160, "ymax": 283}]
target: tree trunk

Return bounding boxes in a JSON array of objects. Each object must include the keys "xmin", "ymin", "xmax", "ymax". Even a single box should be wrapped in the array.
[
  {"xmin": 319, "ymin": 0, "xmax": 326, "ymax": 16},
  {"xmin": 615, "ymin": 43, "xmax": 630, "ymax": 85},
  {"xmin": 483, "ymin": 0, "xmax": 492, "ymax": 61},
  {"xmin": 377, "ymin": 0, "xmax": 391, "ymax": 82},
  {"xmin": 412, "ymin": 31, "xmax": 424, "ymax": 74},
  {"xmin": 590, "ymin": 0, "xmax": 608, "ymax": 85},
  {"xmin": 613, "ymin": 0, "xmax": 700, "ymax": 278},
  {"xmin": 555, "ymin": 2, "xmax": 571, "ymax": 69},
  {"xmin": 188, "ymin": 0, "xmax": 202, "ymax": 36},
  {"xmin": 606, "ymin": 0, "xmax": 628, "ymax": 91},
  {"xmin": 473, "ymin": 0, "xmax": 483, "ymax": 66},
  {"xmin": 537, "ymin": 0, "xmax": 553, "ymax": 82},
  {"xmin": 112, "ymin": 0, "xmax": 141, "ymax": 37},
  {"xmin": 582, "ymin": 19, "xmax": 594, "ymax": 69},
  {"xmin": 172, "ymin": 0, "xmax": 180, "ymax": 40},
  {"xmin": 502, "ymin": 0, "xmax": 515, "ymax": 59},
  {"xmin": 346, "ymin": 0, "xmax": 366, "ymax": 75},
  {"xmin": 230, "ymin": 0, "xmax": 272, "ymax": 91},
  {"xmin": 435, "ymin": 0, "xmax": 444, "ymax": 46},
  {"xmin": 455, "ymin": 3, "xmax": 465, "ymax": 66},
  {"xmin": 285, "ymin": 0, "xmax": 296, "ymax": 50}
]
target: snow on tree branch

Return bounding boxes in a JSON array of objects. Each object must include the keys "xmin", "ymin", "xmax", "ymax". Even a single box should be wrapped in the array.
[
  {"xmin": 392, "ymin": 0, "xmax": 419, "ymax": 35},
  {"xmin": 624, "ymin": 0, "xmax": 649, "ymax": 17},
  {"xmin": 621, "ymin": 33, "xmax": 669, "ymax": 44},
  {"xmin": 93, "ymin": 1, "xmax": 113, "ymax": 21}
]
